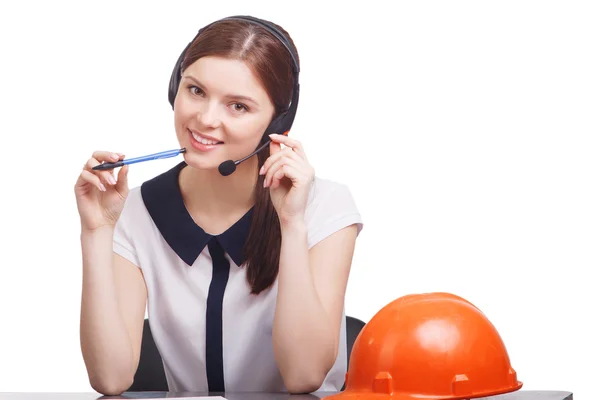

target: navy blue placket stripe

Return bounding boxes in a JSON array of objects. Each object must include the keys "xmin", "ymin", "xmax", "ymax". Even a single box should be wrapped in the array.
[{"xmin": 206, "ymin": 237, "xmax": 230, "ymax": 392}]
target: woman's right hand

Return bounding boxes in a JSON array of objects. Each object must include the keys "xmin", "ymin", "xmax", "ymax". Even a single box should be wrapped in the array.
[{"xmin": 75, "ymin": 151, "xmax": 130, "ymax": 233}]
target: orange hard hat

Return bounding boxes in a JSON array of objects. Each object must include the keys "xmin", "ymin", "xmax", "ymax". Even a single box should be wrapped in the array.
[{"xmin": 325, "ymin": 292, "xmax": 522, "ymax": 400}]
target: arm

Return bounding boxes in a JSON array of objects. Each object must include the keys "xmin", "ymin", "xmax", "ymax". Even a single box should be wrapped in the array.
[
  {"xmin": 273, "ymin": 220, "xmax": 358, "ymax": 393},
  {"xmin": 79, "ymin": 226, "xmax": 147, "ymax": 395}
]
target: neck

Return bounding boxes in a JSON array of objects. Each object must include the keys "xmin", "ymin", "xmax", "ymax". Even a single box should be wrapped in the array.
[{"xmin": 179, "ymin": 156, "xmax": 258, "ymax": 219}]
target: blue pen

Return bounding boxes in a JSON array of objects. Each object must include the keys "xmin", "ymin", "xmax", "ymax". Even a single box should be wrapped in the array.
[{"xmin": 92, "ymin": 148, "xmax": 186, "ymax": 171}]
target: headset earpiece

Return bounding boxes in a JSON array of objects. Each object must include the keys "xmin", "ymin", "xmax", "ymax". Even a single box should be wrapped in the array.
[
  {"xmin": 168, "ymin": 41, "xmax": 195, "ymax": 109},
  {"xmin": 265, "ymin": 114, "xmax": 288, "ymax": 136}
]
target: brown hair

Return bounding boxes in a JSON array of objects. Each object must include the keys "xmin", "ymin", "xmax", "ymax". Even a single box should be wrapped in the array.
[{"xmin": 180, "ymin": 18, "xmax": 299, "ymax": 294}]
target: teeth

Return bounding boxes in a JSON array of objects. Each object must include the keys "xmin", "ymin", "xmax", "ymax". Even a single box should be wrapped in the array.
[{"xmin": 191, "ymin": 131, "xmax": 220, "ymax": 145}]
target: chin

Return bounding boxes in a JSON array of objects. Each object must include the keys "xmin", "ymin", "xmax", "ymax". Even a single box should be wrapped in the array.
[{"xmin": 182, "ymin": 152, "xmax": 221, "ymax": 170}]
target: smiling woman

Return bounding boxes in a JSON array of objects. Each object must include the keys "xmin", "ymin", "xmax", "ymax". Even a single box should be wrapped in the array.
[{"xmin": 75, "ymin": 15, "xmax": 364, "ymax": 397}]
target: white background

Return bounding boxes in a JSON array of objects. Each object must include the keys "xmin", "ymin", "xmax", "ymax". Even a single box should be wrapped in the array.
[{"xmin": 0, "ymin": 0, "xmax": 598, "ymax": 399}]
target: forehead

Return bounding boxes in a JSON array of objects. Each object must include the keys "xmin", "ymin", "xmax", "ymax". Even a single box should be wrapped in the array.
[{"xmin": 183, "ymin": 56, "xmax": 270, "ymax": 103}]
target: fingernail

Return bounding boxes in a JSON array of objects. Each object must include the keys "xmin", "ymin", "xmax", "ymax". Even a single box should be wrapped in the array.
[
  {"xmin": 112, "ymin": 153, "xmax": 119, "ymax": 160},
  {"xmin": 108, "ymin": 175, "xmax": 116, "ymax": 185},
  {"xmin": 263, "ymin": 179, "xmax": 267, "ymax": 188},
  {"xmin": 259, "ymin": 166, "xmax": 265, "ymax": 175},
  {"xmin": 100, "ymin": 183, "xmax": 107, "ymax": 192}
]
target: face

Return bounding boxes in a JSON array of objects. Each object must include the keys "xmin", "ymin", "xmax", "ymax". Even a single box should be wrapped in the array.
[{"xmin": 173, "ymin": 56, "xmax": 276, "ymax": 170}]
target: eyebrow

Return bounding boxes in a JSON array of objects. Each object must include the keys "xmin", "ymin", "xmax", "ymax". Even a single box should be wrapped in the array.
[{"xmin": 182, "ymin": 75, "xmax": 260, "ymax": 106}]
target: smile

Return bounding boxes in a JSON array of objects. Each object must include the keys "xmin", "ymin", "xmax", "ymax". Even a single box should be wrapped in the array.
[{"xmin": 188, "ymin": 129, "xmax": 224, "ymax": 152}]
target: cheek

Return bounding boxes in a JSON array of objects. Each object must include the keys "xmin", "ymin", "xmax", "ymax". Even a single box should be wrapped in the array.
[
  {"xmin": 173, "ymin": 101, "xmax": 195, "ymax": 130},
  {"xmin": 228, "ymin": 114, "xmax": 269, "ymax": 140}
]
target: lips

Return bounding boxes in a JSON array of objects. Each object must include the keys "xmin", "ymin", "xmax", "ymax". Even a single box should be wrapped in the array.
[
  {"xmin": 189, "ymin": 129, "xmax": 223, "ymax": 145},
  {"xmin": 187, "ymin": 129, "xmax": 224, "ymax": 152}
]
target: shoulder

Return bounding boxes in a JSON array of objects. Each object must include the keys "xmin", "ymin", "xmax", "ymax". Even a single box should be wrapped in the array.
[
  {"xmin": 304, "ymin": 176, "xmax": 364, "ymax": 248},
  {"xmin": 305, "ymin": 176, "xmax": 357, "ymax": 213},
  {"xmin": 309, "ymin": 176, "xmax": 351, "ymax": 199}
]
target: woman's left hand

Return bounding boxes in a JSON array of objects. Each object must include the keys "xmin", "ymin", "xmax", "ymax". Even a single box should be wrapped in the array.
[{"xmin": 260, "ymin": 133, "xmax": 315, "ymax": 225}]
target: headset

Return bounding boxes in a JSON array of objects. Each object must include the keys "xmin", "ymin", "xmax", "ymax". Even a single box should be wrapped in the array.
[{"xmin": 167, "ymin": 15, "xmax": 300, "ymax": 176}]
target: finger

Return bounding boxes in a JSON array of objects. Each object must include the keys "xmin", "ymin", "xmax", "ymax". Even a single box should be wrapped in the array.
[
  {"xmin": 269, "ymin": 134, "xmax": 306, "ymax": 159},
  {"xmin": 85, "ymin": 157, "xmax": 117, "ymax": 187},
  {"xmin": 264, "ymin": 154, "xmax": 304, "ymax": 187},
  {"xmin": 271, "ymin": 164, "xmax": 303, "ymax": 190},
  {"xmin": 260, "ymin": 147, "xmax": 302, "ymax": 176},
  {"xmin": 269, "ymin": 140, "xmax": 282, "ymax": 157},
  {"xmin": 271, "ymin": 166, "xmax": 287, "ymax": 190},
  {"xmin": 92, "ymin": 151, "xmax": 123, "ymax": 163},
  {"xmin": 260, "ymin": 146, "xmax": 286, "ymax": 175},
  {"xmin": 79, "ymin": 169, "xmax": 107, "ymax": 192},
  {"xmin": 115, "ymin": 165, "xmax": 129, "ymax": 195},
  {"xmin": 264, "ymin": 154, "xmax": 294, "ymax": 187},
  {"xmin": 269, "ymin": 158, "xmax": 314, "ymax": 189},
  {"xmin": 91, "ymin": 151, "xmax": 124, "ymax": 163}
]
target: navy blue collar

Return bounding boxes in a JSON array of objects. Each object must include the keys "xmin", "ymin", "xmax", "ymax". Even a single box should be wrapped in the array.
[{"xmin": 140, "ymin": 161, "xmax": 254, "ymax": 266}]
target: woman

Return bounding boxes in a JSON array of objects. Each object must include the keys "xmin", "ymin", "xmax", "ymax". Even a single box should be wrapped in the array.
[{"xmin": 75, "ymin": 16, "xmax": 363, "ymax": 396}]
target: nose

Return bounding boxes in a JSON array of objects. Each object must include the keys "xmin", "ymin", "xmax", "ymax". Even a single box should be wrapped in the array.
[{"xmin": 196, "ymin": 100, "xmax": 221, "ymax": 129}]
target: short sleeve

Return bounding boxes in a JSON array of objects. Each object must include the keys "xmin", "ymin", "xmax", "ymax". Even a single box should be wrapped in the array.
[
  {"xmin": 306, "ymin": 180, "xmax": 364, "ymax": 249},
  {"xmin": 112, "ymin": 187, "xmax": 141, "ymax": 267}
]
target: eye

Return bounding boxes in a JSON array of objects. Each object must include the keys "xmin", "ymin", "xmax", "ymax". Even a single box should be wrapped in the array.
[
  {"xmin": 231, "ymin": 103, "xmax": 249, "ymax": 113},
  {"xmin": 187, "ymin": 85, "xmax": 204, "ymax": 96}
]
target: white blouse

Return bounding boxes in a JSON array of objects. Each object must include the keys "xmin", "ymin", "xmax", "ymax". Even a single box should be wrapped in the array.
[{"xmin": 113, "ymin": 161, "xmax": 363, "ymax": 392}]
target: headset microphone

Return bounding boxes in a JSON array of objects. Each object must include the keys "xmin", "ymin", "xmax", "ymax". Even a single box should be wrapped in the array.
[
  {"xmin": 218, "ymin": 130, "xmax": 290, "ymax": 176},
  {"xmin": 218, "ymin": 137, "xmax": 272, "ymax": 176}
]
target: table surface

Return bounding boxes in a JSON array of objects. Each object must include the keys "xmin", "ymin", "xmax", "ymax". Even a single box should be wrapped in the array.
[{"xmin": 0, "ymin": 391, "xmax": 573, "ymax": 400}]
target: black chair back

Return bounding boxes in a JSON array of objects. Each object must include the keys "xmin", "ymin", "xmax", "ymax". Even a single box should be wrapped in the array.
[
  {"xmin": 345, "ymin": 315, "xmax": 365, "ymax": 368},
  {"xmin": 130, "ymin": 319, "xmax": 168, "ymax": 391}
]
